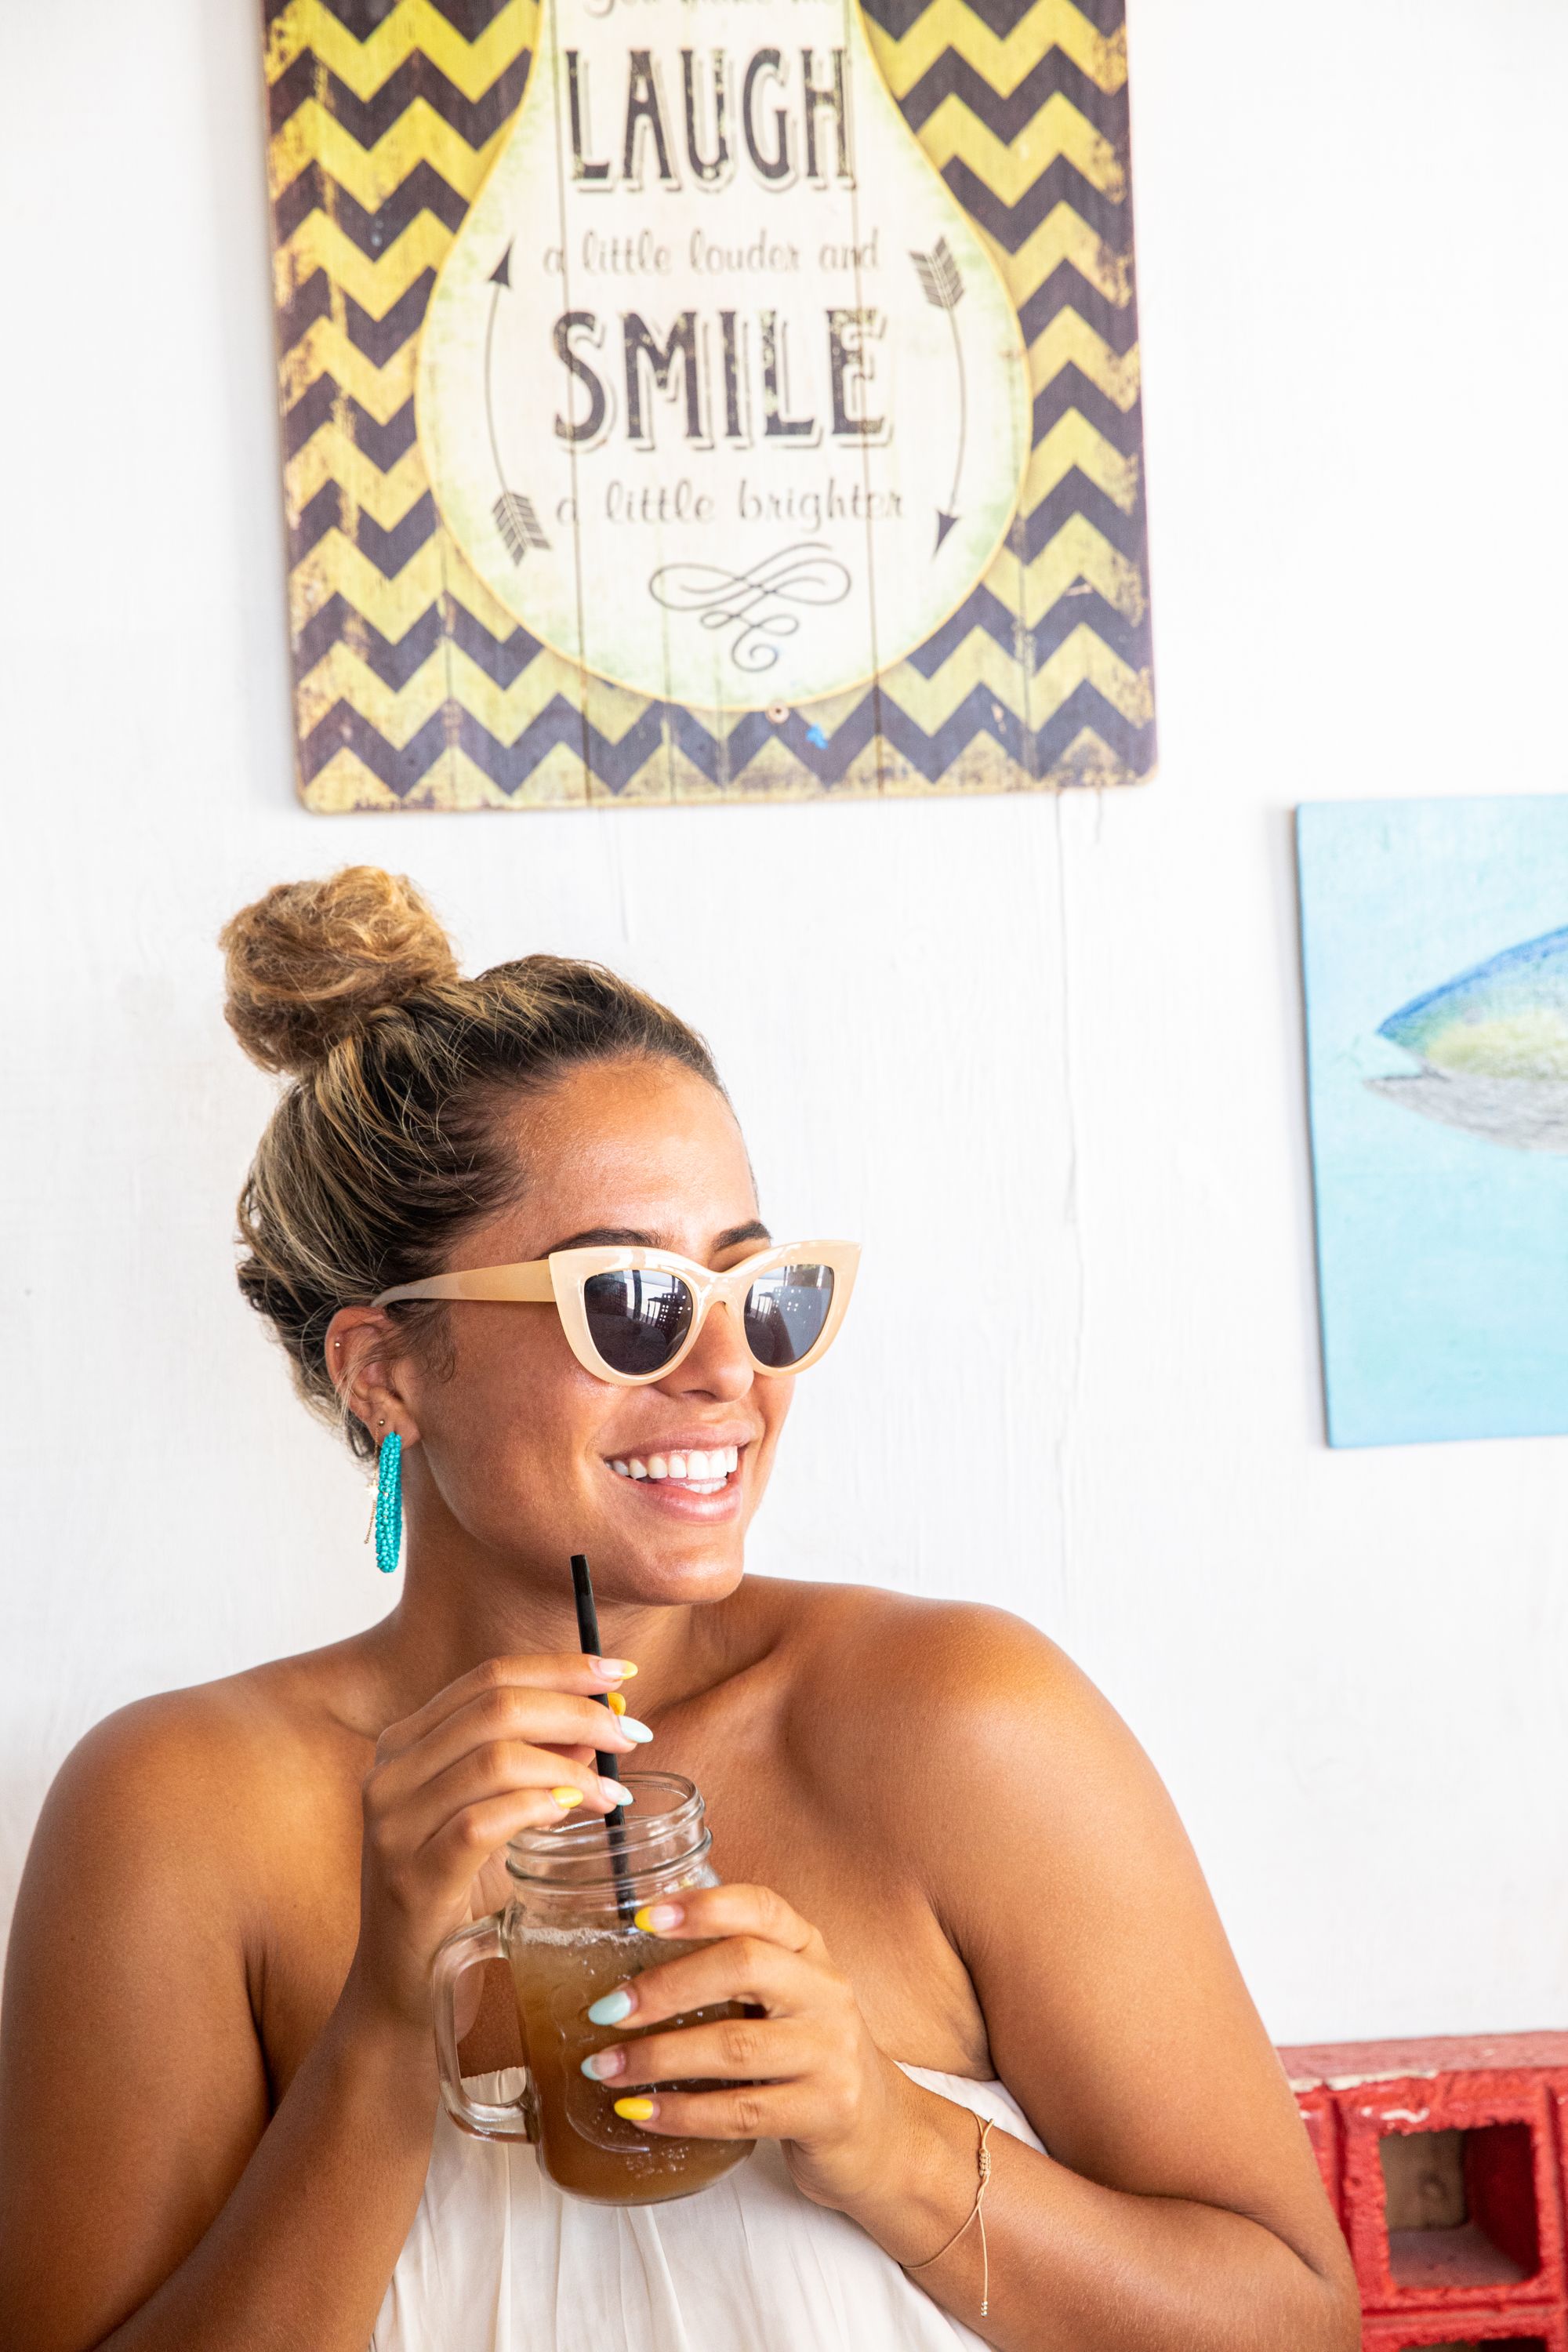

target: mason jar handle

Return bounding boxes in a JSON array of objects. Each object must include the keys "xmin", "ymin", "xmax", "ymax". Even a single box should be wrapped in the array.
[{"xmin": 431, "ymin": 1914, "xmax": 536, "ymax": 2141}]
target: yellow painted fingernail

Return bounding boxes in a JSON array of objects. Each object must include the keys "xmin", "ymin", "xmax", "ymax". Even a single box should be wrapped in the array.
[
  {"xmin": 551, "ymin": 1787, "xmax": 584, "ymax": 1809},
  {"xmin": 633, "ymin": 1902, "xmax": 683, "ymax": 1934},
  {"xmin": 614, "ymin": 2096, "xmax": 656, "ymax": 2122},
  {"xmin": 607, "ymin": 1691, "xmax": 626, "ymax": 1715}
]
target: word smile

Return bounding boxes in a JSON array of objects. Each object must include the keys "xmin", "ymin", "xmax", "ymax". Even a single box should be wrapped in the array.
[{"xmin": 554, "ymin": 307, "xmax": 887, "ymax": 451}]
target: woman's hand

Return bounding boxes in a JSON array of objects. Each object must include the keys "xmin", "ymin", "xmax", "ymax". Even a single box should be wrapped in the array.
[
  {"xmin": 576, "ymin": 1882, "xmax": 916, "ymax": 2212},
  {"xmin": 343, "ymin": 1653, "xmax": 646, "ymax": 2036}
]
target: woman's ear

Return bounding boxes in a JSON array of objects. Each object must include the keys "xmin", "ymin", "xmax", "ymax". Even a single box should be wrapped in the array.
[{"xmin": 325, "ymin": 1305, "xmax": 423, "ymax": 1446}]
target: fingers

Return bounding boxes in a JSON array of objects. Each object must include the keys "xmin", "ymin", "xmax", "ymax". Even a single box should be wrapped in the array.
[
  {"xmin": 376, "ymin": 1683, "xmax": 650, "ymax": 1791},
  {"xmin": 410, "ymin": 1740, "xmax": 633, "ymax": 1849},
  {"xmin": 583, "ymin": 2013, "xmax": 816, "ymax": 2092},
  {"xmin": 593, "ymin": 1936, "xmax": 803, "ymax": 2031},
  {"xmin": 376, "ymin": 1653, "xmax": 638, "ymax": 1762},
  {"xmin": 366, "ymin": 1780, "xmax": 594, "ymax": 1934},
  {"xmin": 568, "ymin": 1892, "xmax": 873, "ymax": 2158},
  {"xmin": 423, "ymin": 1786, "xmax": 604, "ymax": 1879},
  {"xmin": 608, "ymin": 2085, "xmax": 797, "ymax": 2142},
  {"xmin": 658, "ymin": 1891, "xmax": 818, "ymax": 1947},
  {"xmin": 592, "ymin": 1887, "xmax": 825, "ymax": 2029},
  {"xmin": 595, "ymin": 2009, "xmax": 873, "ymax": 2146},
  {"xmin": 361, "ymin": 1716, "xmax": 637, "ymax": 1929},
  {"xmin": 641, "ymin": 1883, "xmax": 816, "ymax": 1953}
]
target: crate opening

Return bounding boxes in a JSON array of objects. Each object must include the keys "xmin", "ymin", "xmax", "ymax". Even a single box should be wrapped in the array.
[
  {"xmin": 1404, "ymin": 2341, "xmax": 1549, "ymax": 2351},
  {"xmin": 1379, "ymin": 2122, "xmax": 1541, "ymax": 2293}
]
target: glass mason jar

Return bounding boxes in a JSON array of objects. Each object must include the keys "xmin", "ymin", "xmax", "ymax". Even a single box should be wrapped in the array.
[{"xmin": 433, "ymin": 1772, "xmax": 753, "ymax": 2205}]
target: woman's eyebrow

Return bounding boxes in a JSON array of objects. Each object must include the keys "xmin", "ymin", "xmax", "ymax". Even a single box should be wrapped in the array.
[
  {"xmin": 546, "ymin": 1225, "xmax": 664, "ymax": 1251},
  {"xmin": 543, "ymin": 1220, "xmax": 773, "ymax": 1255},
  {"xmin": 714, "ymin": 1220, "xmax": 771, "ymax": 1251}
]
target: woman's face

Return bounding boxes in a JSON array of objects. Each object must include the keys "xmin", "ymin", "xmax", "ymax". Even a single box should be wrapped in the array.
[{"xmin": 371, "ymin": 1056, "xmax": 792, "ymax": 1608}]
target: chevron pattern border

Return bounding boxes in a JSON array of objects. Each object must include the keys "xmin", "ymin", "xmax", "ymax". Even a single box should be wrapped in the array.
[{"xmin": 263, "ymin": 0, "xmax": 1155, "ymax": 808}]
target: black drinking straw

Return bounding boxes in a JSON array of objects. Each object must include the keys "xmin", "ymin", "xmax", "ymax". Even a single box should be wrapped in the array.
[{"xmin": 570, "ymin": 1553, "xmax": 638, "ymax": 1920}]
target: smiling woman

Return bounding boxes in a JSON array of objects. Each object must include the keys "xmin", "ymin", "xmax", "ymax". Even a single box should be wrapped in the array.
[{"xmin": 0, "ymin": 869, "xmax": 1359, "ymax": 2352}]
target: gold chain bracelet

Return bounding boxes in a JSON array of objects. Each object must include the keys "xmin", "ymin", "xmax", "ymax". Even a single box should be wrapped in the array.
[{"xmin": 903, "ymin": 2113, "xmax": 995, "ymax": 2318}]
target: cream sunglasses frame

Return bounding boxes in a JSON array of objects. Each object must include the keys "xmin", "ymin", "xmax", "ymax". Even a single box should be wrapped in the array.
[{"xmin": 372, "ymin": 1240, "xmax": 860, "ymax": 1388}]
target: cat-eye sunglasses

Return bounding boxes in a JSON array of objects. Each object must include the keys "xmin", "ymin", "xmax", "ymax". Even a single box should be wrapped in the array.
[{"xmin": 374, "ymin": 1240, "xmax": 860, "ymax": 1388}]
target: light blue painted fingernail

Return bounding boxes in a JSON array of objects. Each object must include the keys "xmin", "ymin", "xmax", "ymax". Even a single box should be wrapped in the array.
[
  {"xmin": 587, "ymin": 1986, "xmax": 635, "ymax": 2027},
  {"xmin": 618, "ymin": 1716, "xmax": 655, "ymax": 1744},
  {"xmin": 580, "ymin": 2049, "xmax": 624, "ymax": 2080}
]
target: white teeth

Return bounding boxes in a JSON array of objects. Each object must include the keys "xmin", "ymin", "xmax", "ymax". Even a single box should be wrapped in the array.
[{"xmin": 615, "ymin": 1447, "xmax": 742, "ymax": 1485}]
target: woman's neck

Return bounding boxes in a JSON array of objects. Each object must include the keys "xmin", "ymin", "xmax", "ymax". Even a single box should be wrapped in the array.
[{"xmin": 355, "ymin": 1532, "xmax": 764, "ymax": 1727}]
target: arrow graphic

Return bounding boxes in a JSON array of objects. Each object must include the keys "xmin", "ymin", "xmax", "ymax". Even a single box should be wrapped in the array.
[
  {"xmin": 484, "ymin": 240, "xmax": 550, "ymax": 563},
  {"xmin": 910, "ymin": 237, "xmax": 967, "ymax": 554}
]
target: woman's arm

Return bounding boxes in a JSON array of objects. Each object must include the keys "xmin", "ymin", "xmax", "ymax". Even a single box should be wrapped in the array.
[
  {"xmin": 0, "ymin": 1657, "xmax": 641, "ymax": 2352},
  {"xmin": 584, "ymin": 1612, "xmax": 1359, "ymax": 2352},
  {"xmin": 0, "ymin": 1700, "xmax": 433, "ymax": 2352},
  {"xmin": 906, "ymin": 1617, "xmax": 1359, "ymax": 2350}
]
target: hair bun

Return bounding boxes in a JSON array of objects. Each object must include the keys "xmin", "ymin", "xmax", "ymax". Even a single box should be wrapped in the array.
[{"xmin": 220, "ymin": 866, "xmax": 459, "ymax": 1076}]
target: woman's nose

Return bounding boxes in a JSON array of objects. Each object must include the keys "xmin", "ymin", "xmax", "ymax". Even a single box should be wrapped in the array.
[{"xmin": 665, "ymin": 1300, "xmax": 753, "ymax": 1402}]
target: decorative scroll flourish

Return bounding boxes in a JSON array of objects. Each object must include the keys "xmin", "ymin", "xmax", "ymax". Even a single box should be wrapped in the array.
[
  {"xmin": 647, "ymin": 543, "xmax": 852, "ymax": 673},
  {"xmin": 910, "ymin": 236, "xmax": 967, "ymax": 553}
]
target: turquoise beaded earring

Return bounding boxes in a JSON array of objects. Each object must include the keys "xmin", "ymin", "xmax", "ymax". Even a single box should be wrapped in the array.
[{"xmin": 374, "ymin": 1429, "xmax": 403, "ymax": 1576}]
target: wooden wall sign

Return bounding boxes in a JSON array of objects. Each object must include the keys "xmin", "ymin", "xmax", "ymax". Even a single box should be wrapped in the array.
[{"xmin": 264, "ymin": 0, "xmax": 1154, "ymax": 809}]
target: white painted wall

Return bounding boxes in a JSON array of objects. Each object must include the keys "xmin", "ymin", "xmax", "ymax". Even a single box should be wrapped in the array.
[{"xmin": 4, "ymin": 0, "xmax": 1567, "ymax": 2045}]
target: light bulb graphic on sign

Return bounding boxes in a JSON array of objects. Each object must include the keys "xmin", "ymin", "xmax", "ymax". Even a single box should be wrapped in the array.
[{"xmin": 416, "ymin": 0, "xmax": 1031, "ymax": 710}]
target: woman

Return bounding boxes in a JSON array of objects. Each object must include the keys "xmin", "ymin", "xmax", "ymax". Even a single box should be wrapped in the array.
[{"xmin": 0, "ymin": 868, "xmax": 1357, "ymax": 2352}]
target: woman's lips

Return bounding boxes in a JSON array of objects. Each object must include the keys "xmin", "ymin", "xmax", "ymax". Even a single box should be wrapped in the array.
[{"xmin": 602, "ymin": 1445, "xmax": 747, "ymax": 1518}]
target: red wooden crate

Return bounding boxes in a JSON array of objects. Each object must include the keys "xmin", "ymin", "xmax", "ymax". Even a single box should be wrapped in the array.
[
  {"xmin": 1548, "ymin": 2085, "xmax": 1568, "ymax": 2216},
  {"xmin": 1281, "ymin": 2039, "xmax": 1568, "ymax": 2321},
  {"xmin": 1289, "ymin": 2080, "xmax": 1342, "ymax": 2220},
  {"xmin": 1359, "ymin": 2307, "xmax": 1567, "ymax": 2350},
  {"xmin": 1344, "ymin": 2081, "xmax": 1558, "ymax": 2314}
]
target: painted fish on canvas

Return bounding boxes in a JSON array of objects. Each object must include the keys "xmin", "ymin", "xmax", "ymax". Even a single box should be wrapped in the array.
[{"xmin": 1367, "ymin": 924, "xmax": 1568, "ymax": 1150}]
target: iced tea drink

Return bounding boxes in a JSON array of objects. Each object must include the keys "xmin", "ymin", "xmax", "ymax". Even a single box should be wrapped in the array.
[
  {"xmin": 433, "ymin": 1773, "xmax": 753, "ymax": 2205},
  {"xmin": 511, "ymin": 1922, "xmax": 750, "ymax": 2201}
]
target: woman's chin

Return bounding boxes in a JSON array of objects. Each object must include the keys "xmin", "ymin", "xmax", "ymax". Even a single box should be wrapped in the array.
[
  {"xmin": 568, "ymin": 1454, "xmax": 758, "ymax": 1604},
  {"xmin": 590, "ymin": 1530, "xmax": 749, "ymax": 1611}
]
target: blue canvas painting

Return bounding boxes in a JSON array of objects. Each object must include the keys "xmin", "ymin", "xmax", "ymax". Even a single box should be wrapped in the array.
[{"xmin": 1297, "ymin": 797, "xmax": 1568, "ymax": 1447}]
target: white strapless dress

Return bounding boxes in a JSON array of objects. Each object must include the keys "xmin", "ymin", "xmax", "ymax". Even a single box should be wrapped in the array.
[{"xmin": 372, "ymin": 2065, "xmax": 1042, "ymax": 2351}]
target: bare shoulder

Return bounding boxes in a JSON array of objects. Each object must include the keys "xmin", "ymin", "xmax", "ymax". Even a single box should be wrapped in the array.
[
  {"xmin": 763, "ymin": 1575, "xmax": 1091, "ymax": 1711},
  {"xmin": 756, "ymin": 1577, "xmax": 1127, "ymax": 1806},
  {"xmin": 21, "ymin": 1644, "xmax": 366, "ymax": 1922}
]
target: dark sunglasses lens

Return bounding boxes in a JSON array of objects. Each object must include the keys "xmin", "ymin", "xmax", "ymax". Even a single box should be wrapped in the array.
[
  {"xmin": 743, "ymin": 1264, "xmax": 835, "ymax": 1369},
  {"xmin": 583, "ymin": 1269, "xmax": 695, "ymax": 1376}
]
